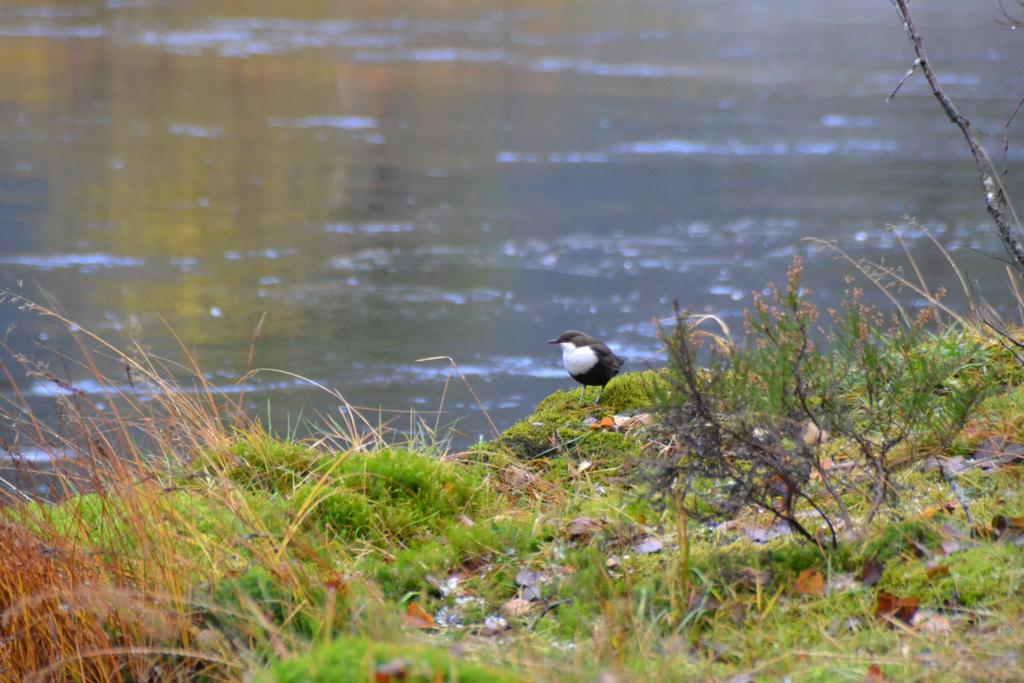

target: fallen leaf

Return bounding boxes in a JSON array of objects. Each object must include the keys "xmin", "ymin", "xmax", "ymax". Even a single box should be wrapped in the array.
[
  {"xmin": 502, "ymin": 598, "xmax": 535, "ymax": 617},
  {"xmin": 402, "ymin": 602, "xmax": 436, "ymax": 630},
  {"xmin": 567, "ymin": 517, "xmax": 602, "ymax": 539},
  {"xmin": 324, "ymin": 572, "xmax": 345, "ymax": 592},
  {"xmin": 925, "ymin": 563, "xmax": 950, "ymax": 579},
  {"xmin": 864, "ymin": 663, "xmax": 885, "ymax": 682},
  {"xmin": 737, "ymin": 567, "xmax": 772, "ymax": 591},
  {"xmin": 632, "ymin": 536, "xmax": 664, "ymax": 555},
  {"xmin": 500, "ymin": 464, "xmax": 542, "ymax": 494},
  {"xmin": 993, "ymin": 514, "xmax": 1024, "ymax": 538},
  {"xmin": 793, "ymin": 568, "xmax": 825, "ymax": 596},
  {"xmin": 973, "ymin": 437, "xmax": 1024, "ymax": 467},
  {"xmin": 690, "ymin": 591, "xmax": 721, "ymax": 612},
  {"xmin": 801, "ymin": 421, "xmax": 827, "ymax": 446},
  {"xmin": 809, "ymin": 458, "xmax": 833, "ymax": 481},
  {"xmin": 375, "ymin": 659, "xmax": 409, "ymax": 682},
  {"xmin": 740, "ymin": 522, "xmax": 790, "ymax": 544},
  {"xmin": 875, "ymin": 591, "xmax": 919, "ymax": 623},
  {"xmin": 859, "ymin": 556, "xmax": 885, "ymax": 587},
  {"xmin": 921, "ymin": 501, "xmax": 958, "ymax": 519},
  {"xmin": 912, "ymin": 610, "xmax": 952, "ymax": 634},
  {"xmin": 940, "ymin": 538, "xmax": 966, "ymax": 556},
  {"xmin": 922, "ymin": 455, "xmax": 969, "ymax": 474}
]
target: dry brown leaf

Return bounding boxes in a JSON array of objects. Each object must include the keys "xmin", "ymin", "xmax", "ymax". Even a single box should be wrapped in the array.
[
  {"xmin": 864, "ymin": 663, "xmax": 885, "ymax": 682},
  {"xmin": 801, "ymin": 421, "xmax": 828, "ymax": 446},
  {"xmin": 993, "ymin": 514, "xmax": 1024, "ymax": 537},
  {"xmin": 567, "ymin": 517, "xmax": 602, "ymax": 539},
  {"xmin": 859, "ymin": 556, "xmax": 885, "ymax": 587},
  {"xmin": 502, "ymin": 598, "xmax": 535, "ymax": 617},
  {"xmin": 793, "ymin": 568, "xmax": 825, "ymax": 596},
  {"xmin": 375, "ymin": 659, "xmax": 410, "ymax": 682},
  {"xmin": 402, "ymin": 602, "xmax": 436, "ymax": 630},
  {"xmin": 875, "ymin": 591, "xmax": 919, "ymax": 623},
  {"xmin": 921, "ymin": 501, "xmax": 957, "ymax": 519},
  {"xmin": 737, "ymin": 567, "xmax": 772, "ymax": 591}
]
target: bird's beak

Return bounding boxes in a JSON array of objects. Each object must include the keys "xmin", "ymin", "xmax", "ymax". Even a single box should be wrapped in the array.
[{"xmin": 547, "ymin": 339, "xmax": 559, "ymax": 344}]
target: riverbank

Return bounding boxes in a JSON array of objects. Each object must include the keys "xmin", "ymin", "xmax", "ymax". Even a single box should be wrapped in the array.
[{"xmin": 2, "ymin": 294, "xmax": 1024, "ymax": 681}]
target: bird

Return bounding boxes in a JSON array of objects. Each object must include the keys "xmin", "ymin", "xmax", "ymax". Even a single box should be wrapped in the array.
[{"xmin": 548, "ymin": 330, "xmax": 626, "ymax": 405}]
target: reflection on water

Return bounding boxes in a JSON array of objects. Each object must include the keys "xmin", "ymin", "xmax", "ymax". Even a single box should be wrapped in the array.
[{"xmin": 0, "ymin": 0, "xmax": 1022, "ymax": 442}]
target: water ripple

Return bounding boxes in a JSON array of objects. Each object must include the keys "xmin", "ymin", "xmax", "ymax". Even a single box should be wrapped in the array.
[{"xmin": 0, "ymin": 253, "xmax": 145, "ymax": 270}]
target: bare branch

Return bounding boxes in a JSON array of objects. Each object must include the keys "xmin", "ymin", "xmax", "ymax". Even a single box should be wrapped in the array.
[{"xmin": 891, "ymin": 0, "xmax": 1024, "ymax": 274}]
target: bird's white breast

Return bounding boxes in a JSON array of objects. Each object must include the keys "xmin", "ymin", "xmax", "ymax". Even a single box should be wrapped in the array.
[{"xmin": 561, "ymin": 343, "xmax": 598, "ymax": 375}]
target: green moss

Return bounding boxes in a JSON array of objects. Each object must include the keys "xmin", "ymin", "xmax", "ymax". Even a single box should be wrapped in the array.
[
  {"xmin": 371, "ymin": 517, "xmax": 545, "ymax": 599},
  {"xmin": 290, "ymin": 448, "xmax": 496, "ymax": 545},
  {"xmin": 495, "ymin": 370, "xmax": 661, "ymax": 460},
  {"xmin": 258, "ymin": 634, "xmax": 524, "ymax": 683},
  {"xmin": 879, "ymin": 542, "xmax": 1024, "ymax": 607},
  {"xmin": 858, "ymin": 518, "xmax": 943, "ymax": 566},
  {"xmin": 215, "ymin": 566, "xmax": 318, "ymax": 635}
]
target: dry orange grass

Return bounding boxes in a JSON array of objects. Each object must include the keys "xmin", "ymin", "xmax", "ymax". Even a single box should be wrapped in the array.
[{"xmin": 1, "ymin": 520, "xmax": 136, "ymax": 681}]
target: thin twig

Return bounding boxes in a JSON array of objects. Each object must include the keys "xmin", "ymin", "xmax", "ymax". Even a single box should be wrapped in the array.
[
  {"xmin": 1001, "ymin": 96, "xmax": 1024, "ymax": 176},
  {"xmin": 530, "ymin": 598, "xmax": 571, "ymax": 631},
  {"xmin": 886, "ymin": 58, "xmax": 920, "ymax": 102}
]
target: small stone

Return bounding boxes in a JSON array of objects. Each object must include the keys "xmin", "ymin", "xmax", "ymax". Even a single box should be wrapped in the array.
[
  {"xmin": 632, "ymin": 537, "xmax": 663, "ymax": 555},
  {"xmin": 481, "ymin": 614, "xmax": 509, "ymax": 635},
  {"xmin": 515, "ymin": 569, "xmax": 540, "ymax": 587}
]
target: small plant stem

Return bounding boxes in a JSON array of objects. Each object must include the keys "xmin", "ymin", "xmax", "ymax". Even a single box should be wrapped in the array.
[
  {"xmin": 938, "ymin": 461, "xmax": 976, "ymax": 529},
  {"xmin": 674, "ymin": 496, "xmax": 690, "ymax": 602}
]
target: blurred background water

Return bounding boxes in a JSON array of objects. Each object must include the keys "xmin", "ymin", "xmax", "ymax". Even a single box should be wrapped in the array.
[{"xmin": 0, "ymin": 0, "xmax": 1022, "ymax": 444}]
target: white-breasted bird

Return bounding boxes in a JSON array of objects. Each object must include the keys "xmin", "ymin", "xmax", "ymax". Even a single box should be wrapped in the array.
[{"xmin": 548, "ymin": 330, "xmax": 626, "ymax": 404}]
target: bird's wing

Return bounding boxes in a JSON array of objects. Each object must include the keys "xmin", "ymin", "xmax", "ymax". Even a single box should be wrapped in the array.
[{"xmin": 591, "ymin": 343, "xmax": 626, "ymax": 371}]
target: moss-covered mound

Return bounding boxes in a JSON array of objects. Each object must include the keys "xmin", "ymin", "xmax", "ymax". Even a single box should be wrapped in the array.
[
  {"xmin": 200, "ymin": 439, "xmax": 498, "ymax": 545},
  {"xmin": 491, "ymin": 370, "xmax": 663, "ymax": 461}
]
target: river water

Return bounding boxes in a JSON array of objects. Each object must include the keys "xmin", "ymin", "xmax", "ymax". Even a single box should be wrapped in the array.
[{"xmin": 0, "ymin": 0, "xmax": 1022, "ymax": 448}]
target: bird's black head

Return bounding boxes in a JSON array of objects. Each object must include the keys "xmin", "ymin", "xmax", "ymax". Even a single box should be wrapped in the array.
[{"xmin": 548, "ymin": 330, "xmax": 589, "ymax": 345}]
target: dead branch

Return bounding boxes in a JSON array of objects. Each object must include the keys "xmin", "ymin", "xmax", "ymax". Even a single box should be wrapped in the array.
[{"xmin": 891, "ymin": 0, "xmax": 1024, "ymax": 274}]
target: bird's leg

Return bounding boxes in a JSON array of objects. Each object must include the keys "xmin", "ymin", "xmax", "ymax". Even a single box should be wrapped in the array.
[
  {"xmin": 578, "ymin": 385, "xmax": 586, "ymax": 405},
  {"xmin": 594, "ymin": 385, "xmax": 605, "ymax": 405}
]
